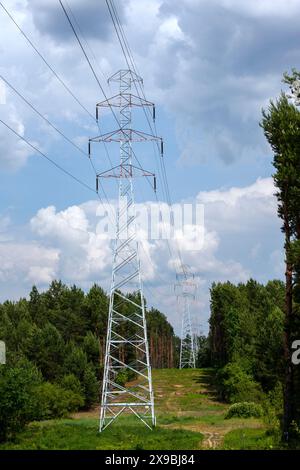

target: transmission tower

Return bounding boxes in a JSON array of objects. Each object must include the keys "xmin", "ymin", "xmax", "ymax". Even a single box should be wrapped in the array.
[
  {"xmin": 89, "ymin": 70, "xmax": 163, "ymax": 432},
  {"xmin": 175, "ymin": 267, "xmax": 197, "ymax": 369}
]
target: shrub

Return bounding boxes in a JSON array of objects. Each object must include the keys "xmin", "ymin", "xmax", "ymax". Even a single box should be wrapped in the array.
[
  {"xmin": 216, "ymin": 362, "xmax": 264, "ymax": 403},
  {"xmin": 225, "ymin": 402, "xmax": 264, "ymax": 419},
  {"xmin": 262, "ymin": 382, "xmax": 283, "ymax": 431},
  {"xmin": 115, "ymin": 368, "xmax": 136, "ymax": 387},
  {"xmin": 33, "ymin": 382, "xmax": 84, "ymax": 420},
  {"xmin": 0, "ymin": 360, "xmax": 42, "ymax": 441}
]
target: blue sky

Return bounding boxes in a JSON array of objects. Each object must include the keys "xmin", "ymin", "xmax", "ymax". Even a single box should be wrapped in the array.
[{"xmin": 0, "ymin": 0, "xmax": 299, "ymax": 333}]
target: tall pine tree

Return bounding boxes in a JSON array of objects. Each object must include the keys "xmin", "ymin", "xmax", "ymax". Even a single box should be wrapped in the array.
[{"xmin": 261, "ymin": 87, "xmax": 300, "ymax": 438}]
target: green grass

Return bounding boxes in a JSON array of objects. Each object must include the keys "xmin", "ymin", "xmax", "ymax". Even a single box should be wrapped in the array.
[
  {"xmin": 222, "ymin": 428, "xmax": 279, "ymax": 450},
  {"xmin": 0, "ymin": 368, "xmax": 277, "ymax": 450},
  {"xmin": 0, "ymin": 417, "xmax": 203, "ymax": 450}
]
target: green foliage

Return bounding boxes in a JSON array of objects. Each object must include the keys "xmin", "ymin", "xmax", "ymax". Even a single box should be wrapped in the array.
[
  {"xmin": 196, "ymin": 335, "xmax": 211, "ymax": 368},
  {"xmin": 115, "ymin": 368, "xmax": 136, "ymax": 387},
  {"xmin": 223, "ymin": 428, "xmax": 278, "ymax": 450},
  {"xmin": 0, "ymin": 417, "xmax": 204, "ymax": 450},
  {"xmin": 33, "ymin": 382, "xmax": 84, "ymax": 420},
  {"xmin": 216, "ymin": 362, "xmax": 264, "ymax": 404},
  {"xmin": 63, "ymin": 344, "xmax": 88, "ymax": 382},
  {"xmin": 29, "ymin": 323, "xmax": 65, "ymax": 381},
  {"xmin": 82, "ymin": 365, "xmax": 99, "ymax": 409},
  {"xmin": 261, "ymin": 75, "xmax": 300, "ymax": 433},
  {"xmin": 0, "ymin": 360, "xmax": 42, "ymax": 441},
  {"xmin": 225, "ymin": 402, "xmax": 264, "ymax": 419},
  {"xmin": 60, "ymin": 374, "xmax": 83, "ymax": 396}
]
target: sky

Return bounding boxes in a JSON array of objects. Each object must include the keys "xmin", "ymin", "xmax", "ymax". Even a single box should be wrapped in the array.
[{"xmin": 0, "ymin": 0, "xmax": 299, "ymax": 334}]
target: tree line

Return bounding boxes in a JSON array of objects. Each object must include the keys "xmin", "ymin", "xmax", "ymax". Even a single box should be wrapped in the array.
[
  {"xmin": 204, "ymin": 70, "xmax": 300, "ymax": 444},
  {"xmin": 0, "ymin": 281, "xmax": 179, "ymax": 440}
]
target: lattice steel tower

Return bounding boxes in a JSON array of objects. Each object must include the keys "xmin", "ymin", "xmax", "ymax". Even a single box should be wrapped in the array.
[
  {"xmin": 89, "ymin": 70, "xmax": 163, "ymax": 431},
  {"xmin": 175, "ymin": 267, "xmax": 197, "ymax": 369}
]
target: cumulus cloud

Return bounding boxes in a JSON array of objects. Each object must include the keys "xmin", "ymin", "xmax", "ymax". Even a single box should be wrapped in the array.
[
  {"xmin": 30, "ymin": 204, "xmax": 112, "ymax": 283},
  {"xmin": 0, "ymin": 242, "xmax": 59, "ymax": 285},
  {"xmin": 0, "ymin": 104, "xmax": 34, "ymax": 170},
  {"xmin": 27, "ymin": 0, "xmax": 124, "ymax": 42}
]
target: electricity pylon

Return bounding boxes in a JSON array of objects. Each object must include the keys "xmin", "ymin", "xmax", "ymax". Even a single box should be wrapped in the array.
[
  {"xmin": 89, "ymin": 70, "xmax": 163, "ymax": 432},
  {"xmin": 175, "ymin": 267, "xmax": 197, "ymax": 369}
]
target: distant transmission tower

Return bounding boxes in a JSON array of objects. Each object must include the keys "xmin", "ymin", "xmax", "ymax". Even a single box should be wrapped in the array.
[
  {"xmin": 175, "ymin": 267, "xmax": 197, "ymax": 369},
  {"xmin": 89, "ymin": 70, "xmax": 163, "ymax": 431}
]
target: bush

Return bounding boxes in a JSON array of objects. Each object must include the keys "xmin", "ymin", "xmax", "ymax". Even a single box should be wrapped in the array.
[
  {"xmin": 115, "ymin": 368, "xmax": 136, "ymax": 387},
  {"xmin": 33, "ymin": 382, "xmax": 84, "ymax": 420},
  {"xmin": 262, "ymin": 382, "xmax": 283, "ymax": 431},
  {"xmin": 225, "ymin": 402, "xmax": 264, "ymax": 419},
  {"xmin": 216, "ymin": 362, "xmax": 264, "ymax": 403},
  {"xmin": 0, "ymin": 360, "xmax": 42, "ymax": 441}
]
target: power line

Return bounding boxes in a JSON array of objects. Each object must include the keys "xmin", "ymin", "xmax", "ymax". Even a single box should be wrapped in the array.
[
  {"xmin": 0, "ymin": 118, "xmax": 96, "ymax": 194},
  {"xmin": 58, "ymin": 0, "xmax": 111, "ymax": 117},
  {"xmin": 0, "ymin": 75, "xmax": 87, "ymax": 158},
  {"xmin": 106, "ymin": 0, "xmax": 186, "ymax": 276},
  {"xmin": 59, "ymin": 0, "xmax": 156, "ymax": 191},
  {"xmin": 0, "ymin": 1, "xmax": 95, "ymax": 122},
  {"xmin": 0, "ymin": 3, "xmax": 119, "ymax": 219},
  {"xmin": 0, "ymin": 75, "xmax": 117, "ymax": 216}
]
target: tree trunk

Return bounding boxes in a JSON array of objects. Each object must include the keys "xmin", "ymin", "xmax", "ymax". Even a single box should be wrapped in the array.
[{"xmin": 283, "ymin": 211, "xmax": 293, "ymax": 439}]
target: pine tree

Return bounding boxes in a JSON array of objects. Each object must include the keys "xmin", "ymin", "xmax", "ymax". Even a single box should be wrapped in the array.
[{"xmin": 261, "ymin": 90, "xmax": 300, "ymax": 438}]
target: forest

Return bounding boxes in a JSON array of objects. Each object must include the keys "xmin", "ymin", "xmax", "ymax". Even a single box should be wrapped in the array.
[
  {"xmin": 0, "ymin": 282, "xmax": 179, "ymax": 441},
  {"xmin": 0, "ymin": 71, "xmax": 300, "ymax": 449}
]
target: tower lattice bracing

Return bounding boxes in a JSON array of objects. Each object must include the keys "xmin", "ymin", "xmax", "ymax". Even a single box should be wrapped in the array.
[
  {"xmin": 90, "ymin": 70, "xmax": 162, "ymax": 431},
  {"xmin": 175, "ymin": 267, "xmax": 197, "ymax": 369}
]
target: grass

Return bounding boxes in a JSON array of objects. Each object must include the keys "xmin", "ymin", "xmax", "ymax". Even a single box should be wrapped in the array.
[
  {"xmin": 0, "ymin": 417, "xmax": 203, "ymax": 450},
  {"xmin": 223, "ymin": 428, "xmax": 278, "ymax": 450},
  {"xmin": 0, "ymin": 368, "xmax": 275, "ymax": 450}
]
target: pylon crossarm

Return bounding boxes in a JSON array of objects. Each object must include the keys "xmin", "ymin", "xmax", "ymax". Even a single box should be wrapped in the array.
[
  {"xmin": 108, "ymin": 69, "xmax": 143, "ymax": 83},
  {"xmin": 90, "ymin": 128, "xmax": 161, "ymax": 143},
  {"xmin": 97, "ymin": 93, "xmax": 154, "ymax": 109}
]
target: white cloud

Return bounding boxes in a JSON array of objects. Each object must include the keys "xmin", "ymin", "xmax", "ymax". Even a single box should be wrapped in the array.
[
  {"xmin": 197, "ymin": 177, "xmax": 277, "ymax": 233},
  {"xmin": 0, "ymin": 242, "xmax": 59, "ymax": 285},
  {"xmin": 0, "ymin": 104, "xmax": 34, "ymax": 170}
]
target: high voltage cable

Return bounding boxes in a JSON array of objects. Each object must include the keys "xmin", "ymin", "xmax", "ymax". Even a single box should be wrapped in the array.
[
  {"xmin": 58, "ymin": 0, "xmax": 155, "ymax": 190},
  {"xmin": 106, "ymin": 0, "xmax": 186, "ymax": 276},
  {"xmin": 0, "ymin": 0, "xmax": 115, "ymax": 187},
  {"xmin": 108, "ymin": 0, "xmax": 173, "ymax": 208},
  {"xmin": 0, "ymin": 119, "xmax": 96, "ymax": 194},
  {"xmin": 0, "ymin": 2, "xmax": 160, "ymax": 296},
  {"xmin": 0, "ymin": 2, "xmax": 118, "ymax": 216},
  {"xmin": 58, "ymin": 0, "xmax": 169, "ymax": 293},
  {"xmin": 0, "ymin": 75, "xmax": 116, "ymax": 215},
  {"xmin": 110, "ymin": 0, "xmax": 186, "ymax": 276},
  {"xmin": 0, "ymin": 75, "xmax": 88, "ymax": 158},
  {"xmin": 106, "ymin": 0, "xmax": 168, "ymax": 200},
  {"xmin": 0, "ymin": 1, "xmax": 95, "ymax": 121}
]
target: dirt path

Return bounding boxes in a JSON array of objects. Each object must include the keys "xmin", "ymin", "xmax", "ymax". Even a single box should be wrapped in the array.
[
  {"xmin": 71, "ymin": 369, "xmax": 264, "ymax": 450},
  {"xmin": 202, "ymin": 432, "xmax": 223, "ymax": 449}
]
